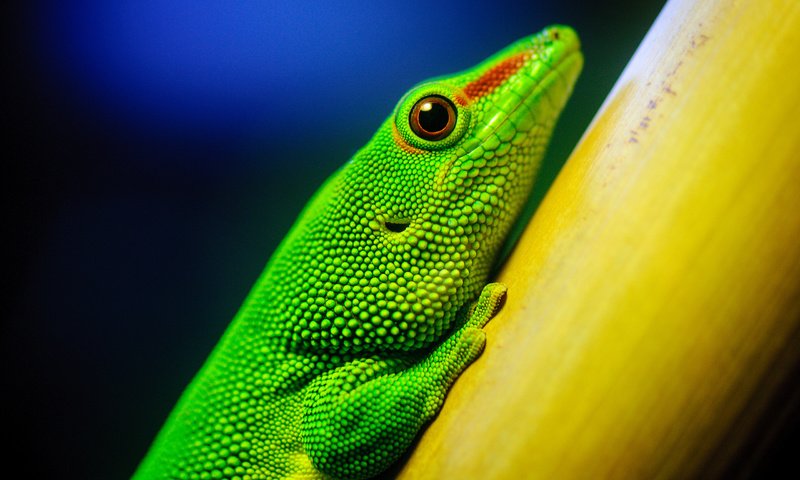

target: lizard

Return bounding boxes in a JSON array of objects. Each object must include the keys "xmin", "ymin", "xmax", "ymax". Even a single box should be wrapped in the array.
[{"xmin": 133, "ymin": 25, "xmax": 582, "ymax": 480}]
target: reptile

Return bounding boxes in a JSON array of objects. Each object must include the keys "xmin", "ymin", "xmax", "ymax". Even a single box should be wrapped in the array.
[{"xmin": 133, "ymin": 25, "xmax": 582, "ymax": 480}]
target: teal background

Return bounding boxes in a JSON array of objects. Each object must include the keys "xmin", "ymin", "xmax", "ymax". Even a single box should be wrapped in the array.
[{"xmin": 7, "ymin": 1, "xmax": 793, "ymax": 478}]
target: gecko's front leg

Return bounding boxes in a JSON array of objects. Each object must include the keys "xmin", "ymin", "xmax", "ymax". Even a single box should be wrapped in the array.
[{"xmin": 301, "ymin": 283, "xmax": 507, "ymax": 479}]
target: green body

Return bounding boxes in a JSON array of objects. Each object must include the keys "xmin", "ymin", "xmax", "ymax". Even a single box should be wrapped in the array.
[{"xmin": 135, "ymin": 26, "xmax": 582, "ymax": 480}]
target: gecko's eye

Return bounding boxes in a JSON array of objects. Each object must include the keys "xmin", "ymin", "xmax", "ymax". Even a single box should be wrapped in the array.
[
  {"xmin": 409, "ymin": 96, "xmax": 457, "ymax": 141},
  {"xmin": 395, "ymin": 85, "xmax": 469, "ymax": 150}
]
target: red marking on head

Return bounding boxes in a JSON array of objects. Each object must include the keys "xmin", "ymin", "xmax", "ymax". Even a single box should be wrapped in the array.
[
  {"xmin": 463, "ymin": 52, "xmax": 529, "ymax": 100},
  {"xmin": 392, "ymin": 122, "xmax": 425, "ymax": 155}
]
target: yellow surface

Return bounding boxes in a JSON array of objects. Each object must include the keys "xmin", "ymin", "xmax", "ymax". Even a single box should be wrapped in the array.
[{"xmin": 398, "ymin": 0, "xmax": 800, "ymax": 477}]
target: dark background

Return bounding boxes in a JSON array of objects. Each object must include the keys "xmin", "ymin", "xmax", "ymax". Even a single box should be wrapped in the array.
[{"xmin": 5, "ymin": 1, "xmax": 796, "ymax": 478}]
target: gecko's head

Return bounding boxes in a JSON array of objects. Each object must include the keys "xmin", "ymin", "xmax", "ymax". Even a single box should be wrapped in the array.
[
  {"xmin": 282, "ymin": 26, "xmax": 581, "ymax": 354},
  {"xmin": 392, "ymin": 25, "xmax": 582, "ymax": 159}
]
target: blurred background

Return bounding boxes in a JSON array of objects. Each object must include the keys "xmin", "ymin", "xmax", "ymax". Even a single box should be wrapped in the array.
[{"xmin": 6, "ymin": 0, "xmax": 791, "ymax": 478}]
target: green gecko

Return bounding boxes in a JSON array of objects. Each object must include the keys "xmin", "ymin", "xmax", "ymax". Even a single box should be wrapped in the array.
[{"xmin": 134, "ymin": 25, "xmax": 582, "ymax": 480}]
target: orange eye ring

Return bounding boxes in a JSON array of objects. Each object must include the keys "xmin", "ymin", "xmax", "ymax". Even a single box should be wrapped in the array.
[{"xmin": 408, "ymin": 95, "xmax": 457, "ymax": 141}]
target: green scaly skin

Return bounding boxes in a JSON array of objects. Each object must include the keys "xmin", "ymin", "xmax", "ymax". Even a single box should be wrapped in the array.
[{"xmin": 134, "ymin": 25, "xmax": 582, "ymax": 480}]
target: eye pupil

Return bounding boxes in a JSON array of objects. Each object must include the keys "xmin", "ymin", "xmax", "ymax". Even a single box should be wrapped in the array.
[
  {"xmin": 418, "ymin": 102, "xmax": 449, "ymax": 132},
  {"xmin": 410, "ymin": 96, "xmax": 457, "ymax": 141}
]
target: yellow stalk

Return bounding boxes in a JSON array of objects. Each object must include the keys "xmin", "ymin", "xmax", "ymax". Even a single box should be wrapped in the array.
[{"xmin": 398, "ymin": 0, "xmax": 800, "ymax": 477}]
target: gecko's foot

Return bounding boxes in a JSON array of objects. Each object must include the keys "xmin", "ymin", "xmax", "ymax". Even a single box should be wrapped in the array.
[
  {"xmin": 452, "ymin": 327, "xmax": 487, "ymax": 366},
  {"xmin": 466, "ymin": 282, "xmax": 508, "ymax": 329},
  {"xmin": 443, "ymin": 283, "xmax": 507, "ymax": 381},
  {"xmin": 425, "ymin": 282, "xmax": 507, "ymax": 390}
]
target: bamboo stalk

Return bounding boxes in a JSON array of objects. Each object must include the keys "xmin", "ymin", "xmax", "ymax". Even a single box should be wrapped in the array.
[{"xmin": 397, "ymin": 0, "xmax": 800, "ymax": 477}]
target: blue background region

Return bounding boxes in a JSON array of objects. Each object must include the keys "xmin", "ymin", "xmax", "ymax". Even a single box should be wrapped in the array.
[{"xmin": 5, "ymin": 1, "xmax": 795, "ymax": 479}]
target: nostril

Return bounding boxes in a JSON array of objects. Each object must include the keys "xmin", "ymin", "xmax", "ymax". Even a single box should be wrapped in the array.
[{"xmin": 385, "ymin": 220, "xmax": 410, "ymax": 233}]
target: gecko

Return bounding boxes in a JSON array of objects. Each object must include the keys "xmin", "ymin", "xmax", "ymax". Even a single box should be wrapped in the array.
[{"xmin": 133, "ymin": 25, "xmax": 582, "ymax": 480}]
